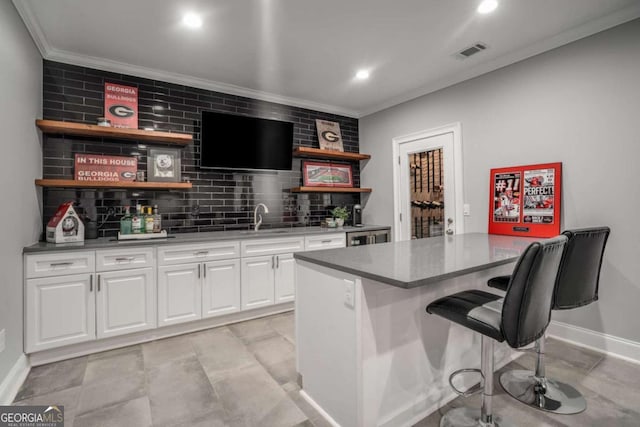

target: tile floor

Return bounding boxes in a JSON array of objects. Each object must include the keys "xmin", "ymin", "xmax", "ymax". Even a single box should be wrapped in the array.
[{"xmin": 13, "ymin": 311, "xmax": 640, "ymax": 427}]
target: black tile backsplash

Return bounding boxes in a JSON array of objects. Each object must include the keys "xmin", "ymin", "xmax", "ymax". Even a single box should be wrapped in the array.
[{"xmin": 41, "ymin": 60, "xmax": 361, "ymax": 238}]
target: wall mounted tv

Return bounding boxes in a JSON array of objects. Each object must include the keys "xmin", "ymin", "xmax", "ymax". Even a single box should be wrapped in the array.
[{"xmin": 200, "ymin": 111, "xmax": 294, "ymax": 171}]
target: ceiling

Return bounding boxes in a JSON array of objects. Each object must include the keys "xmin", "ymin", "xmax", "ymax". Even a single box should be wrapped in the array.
[{"xmin": 14, "ymin": 0, "xmax": 640, "ymax": 117}]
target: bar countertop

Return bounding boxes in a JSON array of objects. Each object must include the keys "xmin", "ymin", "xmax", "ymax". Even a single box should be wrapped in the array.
[
  {"xmin": 23, "ymin": 225, "xmax": 390, "ymax": 253},
  {"xmin": 294, "ymin": 232, "xmax": 540, "ymax": 289}
]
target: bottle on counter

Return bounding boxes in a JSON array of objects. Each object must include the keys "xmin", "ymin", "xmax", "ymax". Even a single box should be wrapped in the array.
[
  {"xmin": 132, "ymin": 204, "xmax": 143, "ymax": 234},
  {"xmin": 145, "ymin": 206, "xmax": 155, "ymax": 234},
  {"xmin": 120, "ymin": 206, "xmax": 132, "ymax": 235},
  {"xmin": 153, "ymin": 205, "xmax": 162, "ymax": 233}
]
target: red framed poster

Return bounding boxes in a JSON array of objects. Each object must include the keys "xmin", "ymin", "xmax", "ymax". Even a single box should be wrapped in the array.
[
  {"xmin": 302, "ymin": 161, "xmax": 353, "ymax": 187},
  {"xmin": 104, "ymin": 82, "xmax": 138, "ymax": 128},
  {"xmin": 488, "ymin": 162, "xmax": 562, "ymax": 238}
]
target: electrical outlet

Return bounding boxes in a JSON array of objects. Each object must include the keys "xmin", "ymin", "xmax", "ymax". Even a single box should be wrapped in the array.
[
  {"xmin": 0, "ymin": 329, "xmax": 5, "ymax": 353},
  {"xmin": 463, "ymin": 204, "xmax": 471, "ymax": 216},
  {"xmin": 344, "ymin": 280, "xmax": 355, "ymax": 308}
]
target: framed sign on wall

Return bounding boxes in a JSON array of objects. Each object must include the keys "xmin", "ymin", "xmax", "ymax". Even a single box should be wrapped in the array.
[
  {"xmin": 302, "ymin": 161, "xmax": 353, "ymax": 188},
  {"xmin": 488, "ymin": 162, "xmax": 562, "ymax": 238}
]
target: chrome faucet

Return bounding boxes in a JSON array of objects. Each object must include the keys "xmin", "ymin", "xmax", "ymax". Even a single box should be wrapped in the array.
[{"xmin": 253, "ymin": 203, "xmax": 269, "ymax": 231}]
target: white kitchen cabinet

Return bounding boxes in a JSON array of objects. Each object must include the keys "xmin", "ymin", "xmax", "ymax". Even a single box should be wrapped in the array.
[
  {"xmin": 26, "ymin": 251, "xmax": 95, "ymax": 279},
  {"xmin": 157, "ymin": 263, "xmax": 202, "ymax": 326},
  {"xmin": 241, "ymin": 255, "xmax": 275, "ymax": 310},
  {"xmin": 241, "ymin": 236, "xmax": 307, "ymax": 310},
  {"xmin": 96, "ymin": 268, "xmax": 156, "ymax": 339},
  {"xmin": 96, "ymin": 247, "xmax": 154, "ymax": 272},
  {"xmin": 203, "ymin": 259, "xmax": 241, "ymax": 317},
  {"xmin": 158, "ymin": 241, "xmax": 240, "ymax": 266},
  {"xmin": 25, "ymin": 273, "xmax": 96, "ymax": 353},
  {"xmin": 304, "ymin": 233, "xmax": 346, "ymax": 251},
  {"xmin": 274, "ymin": 253, "xmax": 296, "ymax": 303}
]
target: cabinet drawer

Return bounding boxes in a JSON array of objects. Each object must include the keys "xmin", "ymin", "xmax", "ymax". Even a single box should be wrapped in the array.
[
  {"xmin": 96, "ymin": 247, "xmax": 155, "ymax": 272},
  {"xmin": 241, "ymin": 237, "xmax": 305, "ymax": 257},
  {"xmin": 305, "ymin": 233, "xmax": 346, "ymax": 251},
  {"xmin": 25, "ymin": 251, "xmax": 95, "ymax": 279},
  {"xmin": 158, "ymin": 241, "xmax": 240, "ymax": 266}
]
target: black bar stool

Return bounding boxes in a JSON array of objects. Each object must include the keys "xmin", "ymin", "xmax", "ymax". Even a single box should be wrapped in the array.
[
  {"xmin": 488, "ymin": 226, "xmax": 610, "ymax": 415},
  {"xmin": 426, "ymin": 236, "xmax": 567, "ymax": 427}
]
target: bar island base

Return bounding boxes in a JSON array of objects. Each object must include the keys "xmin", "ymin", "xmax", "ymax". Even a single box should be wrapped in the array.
[{"xmin": 295, "ymin": 260, "xmax": 520, "ymax": 427}]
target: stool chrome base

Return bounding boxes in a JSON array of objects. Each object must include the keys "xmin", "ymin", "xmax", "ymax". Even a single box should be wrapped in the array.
[
  {"xmin": 440, "ymin": 407, "xmax": 514, "ymax": 427},
  {"xmin": 499, "ymin": 370, "xmax": 587, "ymax": 415}
]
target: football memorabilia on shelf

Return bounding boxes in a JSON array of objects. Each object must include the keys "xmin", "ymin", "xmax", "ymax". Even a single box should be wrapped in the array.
[
  {"xmin": 315, "ymin": 119, "xmax": 344, "ymax": 152},
  {"xmin": 302, "ymin": 161, "xmax": 353, "ymax": 187}
]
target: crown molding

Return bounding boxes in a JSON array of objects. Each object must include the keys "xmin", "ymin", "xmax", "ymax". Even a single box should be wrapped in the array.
[
  {"xmin": 359, "ymin": 3, "xmax": 640, "ymax": 117},
  {"xmin": 12, "ymin": 1, "xmax": 361, "ymax": 118},
  {"xmin": 12, "ymin": 0, "xmax": 51, "ymax": 57},
  {"xmin": 44, "ymin": 48, "xmax": 361, "ymax": 118},
  {"xmin": 14, "ymin": 0, "xmax": 640, "ymax": 119}
]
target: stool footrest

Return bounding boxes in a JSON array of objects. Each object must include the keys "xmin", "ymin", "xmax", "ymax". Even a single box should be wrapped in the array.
[{"xmin": 449, "ymin": 368, "xmax": 484, "ymax": 397}]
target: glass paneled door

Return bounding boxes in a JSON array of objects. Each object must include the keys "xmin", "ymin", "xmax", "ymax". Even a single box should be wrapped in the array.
[{"xmin": 409, "ymin": 149, "xmax": 444, "ymax": 239}]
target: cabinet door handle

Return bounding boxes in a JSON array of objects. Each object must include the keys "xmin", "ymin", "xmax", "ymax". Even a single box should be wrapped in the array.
[
  {"xmin": 198, "ymin": 264, "xmax": 201, "ymax": 278},
  {"xmin": 272, "ymin": 256, "xmax": 275, "ymax": 269},
  {"xmin": 203, "ymin": 264, "xmax": 207, "ymax": 278},
  {"xmin": 115, "ymin": 257, "xmax": 135, "ymax": 262},
  {"xmin": 97, "ymin": 275, "xmax": 101, "ymax": 292},
  {"xmin": 90, "ymin": 275, "xmax": 93, "ymax": 292},
  {"xmin": 276, "ymin": 255, "xmax": 279, "ymax": 269},
  {"xmin": 50, "ymin": 262, "xmax": 73, "ymax": 267}
]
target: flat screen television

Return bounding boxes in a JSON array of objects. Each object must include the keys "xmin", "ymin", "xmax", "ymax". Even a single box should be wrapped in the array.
[{"xmin": 200, "ymin": 111, "xmax": 294, "ymax": 171}]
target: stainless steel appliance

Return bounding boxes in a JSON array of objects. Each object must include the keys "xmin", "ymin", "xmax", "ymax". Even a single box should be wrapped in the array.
[
  {"xmin": 347, "ymin": 228, "xmax": 391, "ymax": 246},
  {"xmin": 352, "ymin": 204, "xmax": 363, "ymax": 227}
]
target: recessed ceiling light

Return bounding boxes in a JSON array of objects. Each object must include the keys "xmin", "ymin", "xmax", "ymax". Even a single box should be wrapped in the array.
[
  {"xmin": 183, "ymin": 12, "xmax": 202, "ymax": 28},
  {"xmin": 477, "ymin": 0, "xmax": 498, "ymax": 14},
  {"xmin": 355, "ymin": 70, "xmax": 370, "ymax": 80}
]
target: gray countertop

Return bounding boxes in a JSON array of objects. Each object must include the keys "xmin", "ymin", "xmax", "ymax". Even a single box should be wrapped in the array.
[
  {"xmin": 23, "ymin": 225, "xmax": 390, "ymax": 253},
  {"xmin": 294, "ymin": 233, "xmax": 540, "ymax": 289}
]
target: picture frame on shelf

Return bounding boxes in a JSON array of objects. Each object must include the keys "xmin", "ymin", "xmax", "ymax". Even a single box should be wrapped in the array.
[
  {"xmin": 315, "ymin": 119, "xmax": 344, "ymax": 152},
  {"xmin": 147, "ymin": 147, "xmax": 181, "ymax": 182},
  {"xmin": 302, "ymin": 161, "xmax": 353, "ymax": 188}
]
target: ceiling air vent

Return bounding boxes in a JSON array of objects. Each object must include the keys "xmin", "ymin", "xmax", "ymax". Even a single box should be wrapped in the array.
[{"xmin": 456, "ymin": 42, "xmax": 488, "ymax": 59}]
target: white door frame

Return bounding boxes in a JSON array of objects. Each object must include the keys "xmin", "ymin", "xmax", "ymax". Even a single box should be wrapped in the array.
[{"xmin": 392, "ymin": 122, "xmax": 464, "ymax": 241}]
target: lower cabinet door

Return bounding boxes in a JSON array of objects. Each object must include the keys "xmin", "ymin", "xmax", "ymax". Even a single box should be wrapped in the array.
[
  {"xmin": 158, "ymin": 263, "xmax": 202, "ymax": 326},
  {"xmin": 241, "ymin": 255, "xmax": 275, "ymax": 310},
  {"xmin": 96, "ymin": 268, "xmax": 156, "ymax": 339},
  {"xmin": 275, "ymin": 253, "xmax": 296, "ymax": 303},
  {"xmin": 26, "ymin": 274, "xmax": 96, "ymax": 353},
  {"xmin": 202, "ymin": 259, "xmax": 241, "ymax": 318}
]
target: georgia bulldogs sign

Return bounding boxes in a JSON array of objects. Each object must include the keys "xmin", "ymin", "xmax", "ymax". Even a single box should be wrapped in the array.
[{"xmin": 104, "ymin": 82, "xmax": 138, "ymax": 128}]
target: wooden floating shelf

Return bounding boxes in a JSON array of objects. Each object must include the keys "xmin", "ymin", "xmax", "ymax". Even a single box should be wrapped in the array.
[
  {"xmin": 36, "ymin": 119, "xmax": 192, "ymax": 145},
  {"xmin": 292, "ymin": 147, "xmax": 371, "ymax": 161},
  {"xmin": 290, "ymin": 187, "xmax": 372, "ymax": 193},
  {"xmin": 35, "ymin": 179, "xmax": 192, "ymax": 190}
]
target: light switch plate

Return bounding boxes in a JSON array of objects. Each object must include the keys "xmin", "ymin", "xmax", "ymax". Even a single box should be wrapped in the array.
[
  {"xmin": 463, "ymin": 204, "xmax": 471, "ymax": 216},
  {"xmin": 0, "ymin": 329, "xmax": 5, "ymax": 353},
  {"xmin": 344, "ymin": 280, "xmax": 355, "ymax": 308}
]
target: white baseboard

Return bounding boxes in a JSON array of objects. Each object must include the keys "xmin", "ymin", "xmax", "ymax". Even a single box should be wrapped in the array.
[
  {"xmin": 299, "ymin": 390, "xmax": 342, "ymax": 427},
  {"xmin": 548, "ymin": 320, "xmax": 640, "ymax": 364},
  {"xmin": 0, "ymin": 354, "xmax": 30, "ymax": 405}
]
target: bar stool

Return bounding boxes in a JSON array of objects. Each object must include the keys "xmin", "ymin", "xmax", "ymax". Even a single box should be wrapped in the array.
[
  {"xmin": 426, "ymin": 236, "xmax": 567, "ymax": 427},
  {"xmin": 487, "ymin": 226, "xmax": 610, "ymax": 415}
]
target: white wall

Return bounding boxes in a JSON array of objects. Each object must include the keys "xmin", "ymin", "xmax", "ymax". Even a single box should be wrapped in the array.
[
  {"xmin": 360, "ymin": 19, "xmax": 640, "ymax": 342},
  {"xmin": 0, "ymin": 1, "xmax": 42, "ymax": 388}
]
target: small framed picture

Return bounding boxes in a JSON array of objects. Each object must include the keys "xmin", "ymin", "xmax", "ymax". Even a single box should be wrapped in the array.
[
  {"xmin": 302, "ymin": 161, "xmax": 353, "ymax": 188},
  {"xmin": 147, "ymin": 147, "xmax": 181, "ymax": 182}
]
